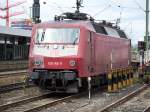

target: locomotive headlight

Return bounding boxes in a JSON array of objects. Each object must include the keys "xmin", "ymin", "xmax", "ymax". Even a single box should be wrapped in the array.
[
  {"xmin": 69, "ymin": 60, "xmax": 76, "ymax": 67},
  {"xmin": 34, "ymin": 59, "xmax": 43, "ymax": 66}
]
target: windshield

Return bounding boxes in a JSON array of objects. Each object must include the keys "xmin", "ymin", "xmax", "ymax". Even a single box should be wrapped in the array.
[{"xmin": 35, "ymin": 28, "xmax": 80, "ymax": 44}]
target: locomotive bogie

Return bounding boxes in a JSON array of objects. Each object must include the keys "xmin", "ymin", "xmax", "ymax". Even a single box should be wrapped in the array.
[{"xmin": 31, "ymin": 70, "xmax": 81, "ymax": 93}]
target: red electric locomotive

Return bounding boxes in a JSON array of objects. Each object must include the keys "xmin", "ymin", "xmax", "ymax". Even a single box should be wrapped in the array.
[{"xmin": 29, "ymin": 12, "xmax": 131, "ymax": 93}]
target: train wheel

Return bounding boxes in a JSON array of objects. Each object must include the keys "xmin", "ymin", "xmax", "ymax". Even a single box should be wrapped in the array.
[{"xmin": 33, "ymin": 79, "xmax": 40, "ymax": 85}]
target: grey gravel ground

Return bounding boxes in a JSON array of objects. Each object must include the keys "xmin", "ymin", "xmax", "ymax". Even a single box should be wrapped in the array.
[
  {"xmin": 39, "ymin": 83, "xmax": 144, "ymax": 112},
  {"xmin": 111, "ymin": 87, "xmax": 150, "ymax": 112}
]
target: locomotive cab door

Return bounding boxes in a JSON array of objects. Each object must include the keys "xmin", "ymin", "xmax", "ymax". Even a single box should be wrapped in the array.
[{"xmin": 88, "ymin": 31, "xmax": 95, "ymax": 73}]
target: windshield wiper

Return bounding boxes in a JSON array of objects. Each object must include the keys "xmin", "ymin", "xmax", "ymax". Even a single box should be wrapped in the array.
[
  {"xmin": 41, "ymin": 31, "xmax": 45, "ymax": 42},
  {"xmin": 36, "ymin": 32, "xmax": 40, "ymax": 44},
  {"xmin": 72, "ymin": 37, "xmax": 78, "ymax": 45}
]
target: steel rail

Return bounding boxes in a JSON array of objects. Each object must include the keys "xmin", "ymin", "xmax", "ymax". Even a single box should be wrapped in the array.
[
  {"xmin": 0, "ymin": 86, "xmax": 104, "ymax": 112},
  {"xmin": 0, "ymin": 64, "xmax": 28, "ymax": 72},
  {"xmin": 0, "ymin": 92, "xmax": 85, "ymax": 112},
  {"xmin": 0, "ymin": 82, "xmax": 33, "ymax": 94},
  {"xmin": 143, "ymin": 105, "xmax": 150, "ymax": 112},
  {"xmin": 0, "ymin": 70, "xmax": 27, "ymax": 78},
  {"xmin": 23, "ymin": 95, "xmax": 76, "ymax": 112},
  {"xmin": 23, "ymin": 87, "xmax": 104, "ymax": 112},
  {"xmin": 98, "ymin": 84, "xmax": 150, "ymax": 112},
  {"xmin": 0, "ymin": 70, "xmax": 30, "ymax": 94},
  {"xmin": 23, "ymin": 93, "xmax": 86, "ymax": 112},
  {"xmin": 0, "ymin": 92, "xmax": 53, "ymax": 111}
]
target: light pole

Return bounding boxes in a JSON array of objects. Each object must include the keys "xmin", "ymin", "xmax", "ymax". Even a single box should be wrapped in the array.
[
  {"xmin": 32, "ymin": 0, "xmax": 41, "ymax": 23},
  {"xmin": 145, "ymin": 0, "xmax": 149, "ymax": 50}
]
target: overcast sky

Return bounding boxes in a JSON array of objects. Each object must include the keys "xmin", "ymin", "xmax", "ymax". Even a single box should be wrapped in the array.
[{"xmin": 0, "ymin": 0, "xmax": 148, "ymax": 45}]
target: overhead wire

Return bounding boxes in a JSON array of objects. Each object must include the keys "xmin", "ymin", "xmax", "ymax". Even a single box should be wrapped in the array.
[
  {"xmin": 42, "ymin": 1, "xmax": 65, "ymax": 13},
  {"xmin": 123, "ymin": 22, "xmax": 133, "ymax": 33},
  {"xmin": 93, "ymin": 5, "xmax": 111, "ymax": 17},
  {"xmin": 109, "ymin": 0, "xmax": 144, "ymax": 11},
  {"xmin": 134, "ymin": 0, "xmax": 145, "ymax": 12},
  {"xmin": 52, "ymin": 2, "xmax": 64, "ymax": 13},
  {"xmin": 105, "ymin": 0, "xmax": 143, "ymax": 40}
]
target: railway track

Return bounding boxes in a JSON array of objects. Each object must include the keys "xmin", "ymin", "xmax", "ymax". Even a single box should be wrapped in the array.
[
  {"xmin": 0, "ymin": 91, "xmax": 86, "ymax": 112},
  {"xmin": 0, "ymin": 70, "xmax": 30, "ymax": 94},
  {"xmin": 0, "ymin": 60, "xmax": 28, "ymax": 72},
  {"xmin": 143, "ymin": 105, "xmax": 150, "ymax": 112},
  {"xmin": 0, "ymin": 92, "xmax": 52, "ymax": 111},
  {"xmin": 0, "ymin": 83, "xmax": 147, "ymax": 112},
  {"xmin": 0, "ymin": 82, "xmax": 34, "ymax": 94},
  {"xmin": 98, "ymin": 84, "xmax": 150, "ymax": 112},
  {"xmin": 0, "ymin": 70, "xmax": 27, "ymax": 78}
]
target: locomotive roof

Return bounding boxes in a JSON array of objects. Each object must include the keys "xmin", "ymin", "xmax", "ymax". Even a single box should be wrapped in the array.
[
  {"xmin": 35, "ymin": 20, "xmax": 128, "ymax": 39},
  {"xmin": 35, "ymin": 20, "xmax": 96, "ymax": 32}
]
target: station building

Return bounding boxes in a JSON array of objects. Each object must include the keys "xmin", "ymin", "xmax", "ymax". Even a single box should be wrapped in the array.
[{"xmin": 0, "ymin": 26, "xmax": 31, "ymax": 61}]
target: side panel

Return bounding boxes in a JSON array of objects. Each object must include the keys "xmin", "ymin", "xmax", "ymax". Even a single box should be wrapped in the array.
[
  {"xmin": 94, "ymin": 34, "xmax": 131, "ymax": 74},
  {"xmin": 79, "ymin": 32, "xmax": 131, "ymax": 77}
]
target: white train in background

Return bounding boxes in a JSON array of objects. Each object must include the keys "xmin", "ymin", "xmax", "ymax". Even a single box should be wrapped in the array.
[{"xmin": 131, "ymin": 51, "xmax": 140, "ymax": 68}]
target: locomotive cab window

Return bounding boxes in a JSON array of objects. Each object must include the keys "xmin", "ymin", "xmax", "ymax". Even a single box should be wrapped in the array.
[
  {"xmin": 92, "ymin": 23, "xmax": 107, "ymax": 35},
  {"xmin": 35, "ymin": 28, "xmax": 80, "ymax": 44},
  {"xmin": 104, "ymin": 27, "xmax": 120, "ymax": 38},
  {"xmin": 117, "ymin": 30, "xmax": 128, "ymax": 39}
]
